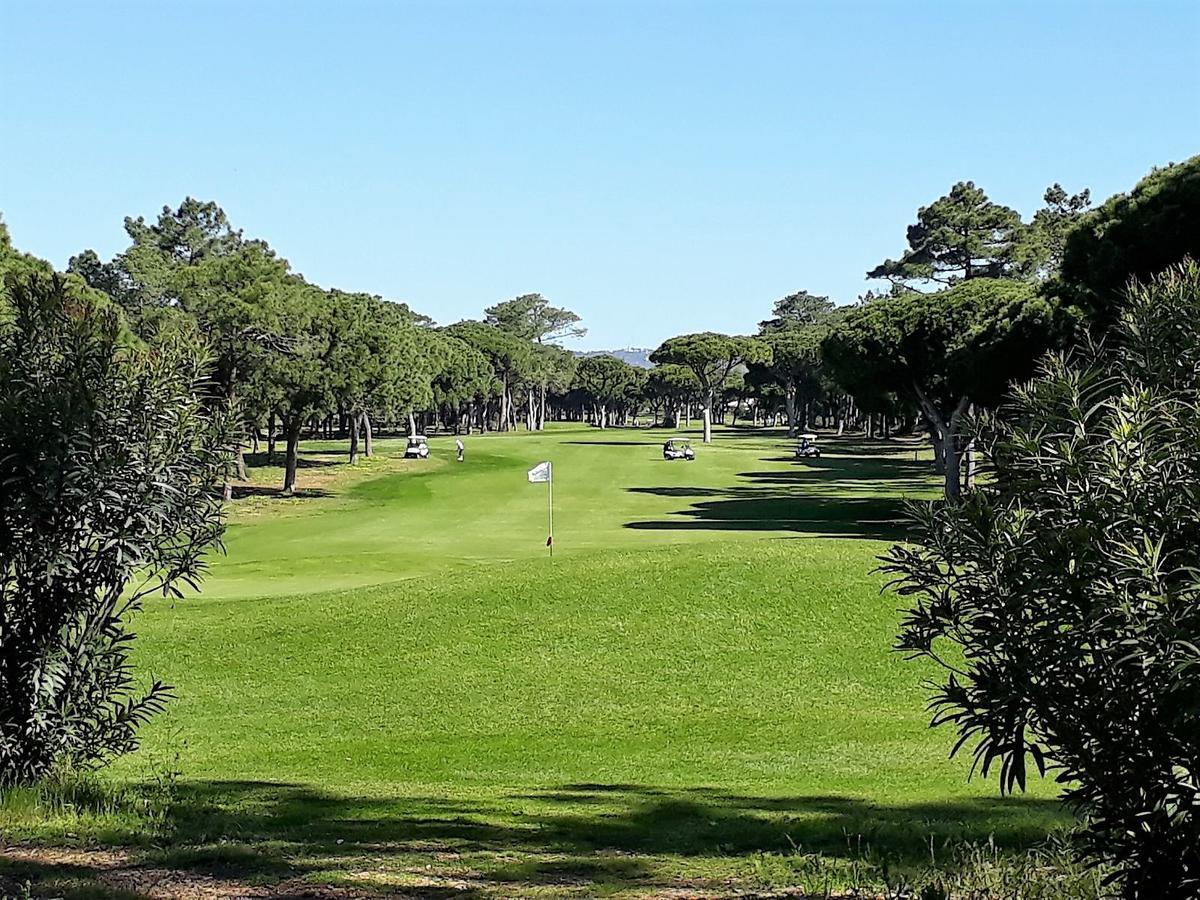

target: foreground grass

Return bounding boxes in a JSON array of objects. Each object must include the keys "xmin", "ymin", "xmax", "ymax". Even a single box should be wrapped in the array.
[{"xmin": 1, "ymin": 426, "xmax": 1081, "ymax": 897}]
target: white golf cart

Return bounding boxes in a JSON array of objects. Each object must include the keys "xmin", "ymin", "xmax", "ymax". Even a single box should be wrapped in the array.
[
  {"xmin": 794, "ymin": 433, "xmax": 821, "ymax": 459},
  {"xmin": 404, "ymin": 434, "xmax": 430, "ymax": 459},
  {"xmin": 663, "ymin": 437, "xmax": 695, "ymax": 461}
]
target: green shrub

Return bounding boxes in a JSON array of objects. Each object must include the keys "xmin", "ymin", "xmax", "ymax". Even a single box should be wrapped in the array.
[
  {"xmin": 0, "ymin": 273, "xmax": 232, "ymax": 784},
  {"xmin": 883, "ymin": 261, "xmax": 1200, "ymax": 896}
]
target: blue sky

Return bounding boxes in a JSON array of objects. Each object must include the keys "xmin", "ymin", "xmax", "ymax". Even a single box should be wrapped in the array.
[{"xmin": 2, "ymin": 1, "xmax": 1197, "ymax": 349}]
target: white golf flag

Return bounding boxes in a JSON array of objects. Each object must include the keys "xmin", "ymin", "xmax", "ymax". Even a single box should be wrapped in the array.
[{"xmin": 527, "ymin": 461, "xmax": 551, "ymax": 483}]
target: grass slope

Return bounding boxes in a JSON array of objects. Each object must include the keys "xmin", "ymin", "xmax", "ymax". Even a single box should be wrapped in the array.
[{"xmin": 1, "ymin": 425, "xmax": 1071, "ymax": 897}]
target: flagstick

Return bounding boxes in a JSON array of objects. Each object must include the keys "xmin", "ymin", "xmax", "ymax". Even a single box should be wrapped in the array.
[{"xmin": 548, "ymin": 463, "xmax": 554, "ymax": 557}]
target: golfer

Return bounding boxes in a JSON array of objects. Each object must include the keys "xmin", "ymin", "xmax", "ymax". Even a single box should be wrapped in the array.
[{"xmin": 455, "ymin": 437, "xmax": 465, "ymax": 462}]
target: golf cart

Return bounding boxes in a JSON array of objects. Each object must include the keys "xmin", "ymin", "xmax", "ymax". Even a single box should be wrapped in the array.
[
  {"xmin": 404, "ymin": 434, "xmax": 430, "ymax": 459},
  {"xmin": 663, "ymin": 438, "xmax": 695, "ymax": 461},
  {"xmin": 794, "ymin": 433, "xmax": 821, "ymax": 459}
]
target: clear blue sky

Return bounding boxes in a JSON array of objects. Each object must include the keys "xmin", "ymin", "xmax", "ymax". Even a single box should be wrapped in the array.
[{"xmin": 2, "ymin": 1, "xmax": 1197, "ymax": 349}]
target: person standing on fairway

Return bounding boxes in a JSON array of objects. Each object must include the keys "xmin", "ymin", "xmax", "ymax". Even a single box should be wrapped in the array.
[{"xmin": 455, "ymin": 437, "xmax": 465, "ymax": 462}]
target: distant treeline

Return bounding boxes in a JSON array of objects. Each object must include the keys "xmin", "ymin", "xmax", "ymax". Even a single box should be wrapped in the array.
[{"xmin": 1, "ymin": 155, "xmax": 1195, "ymax": 497}]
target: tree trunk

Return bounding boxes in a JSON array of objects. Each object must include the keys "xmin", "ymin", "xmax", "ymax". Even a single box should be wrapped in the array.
[
  {"xmin": 349, "ymin": 412, "xmax": 360, "ymax": 465},
  {"xmin": 930, "ymin": 424, "xmax": 945, "ymax": 471},
  {"xmin": 943, "ymin": 429, "xmax": 962, "ymax": 498},
  {"xmin": 702, "ymin": 392, "xmax": 714, "ymax": 443},
  {"xmin": 267, "ymin": 411, "xmax": 277, "ymax": 462},
  {"xmin": 362, "ymin": 411, "xmax": 374, "ymax": 457},
  {"xmin": 282, "ymin": 420, "xmax": 302, "ymax": 495},
  {"xmin": 914, "ymin": 384, "xmax": 970, "ymax": 498},
  {"xmin": 663, "ymin": 402, "xmax": 677, "ymax": 429}
]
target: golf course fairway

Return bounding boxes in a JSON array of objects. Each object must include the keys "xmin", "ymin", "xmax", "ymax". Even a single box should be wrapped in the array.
[{"xmin": 3, "ymin": 425, "xmax": 1069, "ymax": 896}]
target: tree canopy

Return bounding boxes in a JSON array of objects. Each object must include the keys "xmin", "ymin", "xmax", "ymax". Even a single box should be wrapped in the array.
[
  {"xmin": 1012, "ymin": 183, "xmax": 1091, "ymax": 280},
  {"xmin": 757, "ymin": 290, "xmax": 835, "ymax": 333},
  {"xmin": 650, "ymin": 333, "xmax": 770, "ymax": 443},
  {"xmin": 760, "ymin": 327, "xmax": 827, "ymax": 434},
  {"xmin": 867, "ymin": 182, "xmax": 1025, "ymax": 289},
  {"xmin": 823, "ymin": 279, "xmax": 1060, "ymax": 495},
  {"xmin": 485, "ymin": 293, "xmax": 585, "ymax": 344},
  {"xmin": 1054, "ymin": 154, "xmax": 1200, "ymax": 326},
  {"xmin": 574, "ymin": 355, "xmax": 643, "ymax": 428}
]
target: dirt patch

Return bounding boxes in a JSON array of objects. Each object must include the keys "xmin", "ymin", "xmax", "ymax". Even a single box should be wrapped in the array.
[
  {"xmin": 1, "ymin": 846, "xmax": 382, "ymax": 899},
  {"xmin": 0, "ymin": 846, "xmax": 856, "ymax": 898}
]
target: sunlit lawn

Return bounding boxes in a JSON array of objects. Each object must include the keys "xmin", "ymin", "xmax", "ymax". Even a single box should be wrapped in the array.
[{"xmin": 1, "ymin": 424, "xmax": 1071, "ymax": 897}]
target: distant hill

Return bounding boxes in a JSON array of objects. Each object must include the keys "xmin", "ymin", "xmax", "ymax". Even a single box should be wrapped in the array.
[{"xmin": 573, "ymin": 348, "xmax": 654, "ymax": 369}]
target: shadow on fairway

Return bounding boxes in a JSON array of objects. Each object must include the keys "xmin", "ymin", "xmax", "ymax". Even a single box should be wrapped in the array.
[
  {"xmin": 625, "ymin": 451, "xmax": 938, "ymax": 541},
  {"xmin": 626, "ymin": 495, "xmax": 914, "ymax": 540},
  {"xmin": 744, "ymin": 455, "xmax": 934, "ymax": 484},
  {"xmin": 0, "ymin": 781, "xmax": 1071, "ymax": 897}
]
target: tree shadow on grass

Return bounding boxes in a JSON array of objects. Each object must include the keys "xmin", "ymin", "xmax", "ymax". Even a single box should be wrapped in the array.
[
  {"xmin": 626, "ymin": 495, "xmax": 914, "ymax": 541},
  {"xmin": 244, "ymin": 453, "xmax": 339, "ymax": 470},
  {"xmin": 625, "ymin": 447, "xmax": 940, "ymax": 541},
  {"xmin": 736, "ymin": 454, "xmax": 937, "ymax": 485},
  {"xmin": 230, "ymin": 485, "xmax": 334, "ymax": 501},
  {"xmin": 1, "ymin": 780, "xmax": 1071, "ymax": 897}
]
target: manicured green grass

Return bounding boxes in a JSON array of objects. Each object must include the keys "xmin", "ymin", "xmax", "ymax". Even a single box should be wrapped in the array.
[{"xmin": 1, "ymin": 425, "xmax": 1074, "ymax": 898}]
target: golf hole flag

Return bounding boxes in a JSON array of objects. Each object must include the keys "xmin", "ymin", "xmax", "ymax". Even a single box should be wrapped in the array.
[{"xmin": 527, "ymin": 461, "xmax": 554, "ymax": 555}]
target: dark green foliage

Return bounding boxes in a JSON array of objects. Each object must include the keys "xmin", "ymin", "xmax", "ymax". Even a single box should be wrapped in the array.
[
  {"xmin": 650, "ymin": 333, "xmax": 770, "ymax": 442},
  {"xmin": 757, "ymin": 290, "xmax": 834, "ymax": 333},
  {"xmin": 0, "ymin": 274, "xmax": 232, "ymax": 784},
  {"xmin": 574, "ymin": 354, "xmax": 643, "ymax": 427},
  {"xmin": 430, "ymin": 333, "xmax": 493, "ymax": 428},
  {"xmin": 883, "ymin": 262, "xmax": 1200, "ymax": 896},
  {"xmin": 868, "ymin": 182, "xmax": 1024, "ymax": 289},
  {"xmin": 1054, "ymin": 155, "xmax": 1200, "ymax": 327},
  {"xmin": 760, "ymin": 327, "xmax": 826, "ymax": 434},
  {"xmin": 484, "ymin": 293, "xmax": 585, "ymax": 343},
  {"xmin": 257, "ymin": 283, "xmax": 341, "ymax": 492},
  {"xmin": 1012, "ymin": 184, "xmax": 1091, "ymax": 281},
  {"xmin": 446, "ymin": 319, "xmax": 534, "ymax": 430},
  {"xmin": 822, "ymin": 279, "xmax": 1062, "ymax": 496},
  {"xmin": 0, "ymin": 216, "xmax": 54, "ymax": 289},
  {"xmin": 520, "ymin": 342, "xmax": 578, "ymax": 430},
  {"xmin": 644, "ymin": 364, "xmax": 700, "ymax": 427}
]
